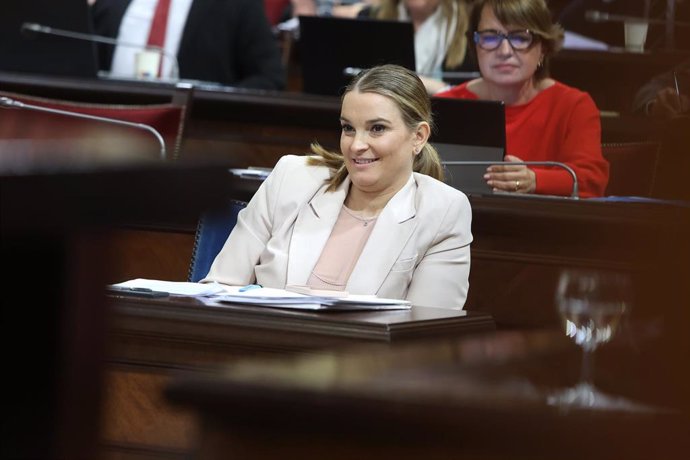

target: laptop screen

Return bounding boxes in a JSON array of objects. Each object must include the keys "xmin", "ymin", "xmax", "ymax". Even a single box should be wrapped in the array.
[
  {"xmin": 430, "ymin": 97, "xmax": 506, "ymax": 196},
  {"xmin": 298, "ymin": 15, "xmax": 415, "ymax": 96},
  {"xmin": 0, "ymin": 0, "xmax": 98, "ymax": 78}
]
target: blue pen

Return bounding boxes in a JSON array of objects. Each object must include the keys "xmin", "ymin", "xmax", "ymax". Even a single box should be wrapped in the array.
[{"xmin": 239, "ymin": 284, "xmax": 262, "ymax": 292}]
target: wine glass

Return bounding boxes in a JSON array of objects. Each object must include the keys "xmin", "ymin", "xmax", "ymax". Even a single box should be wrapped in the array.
[{"xmin": 547, "ymin": 268, "xmax": 640, "ymax": 410}]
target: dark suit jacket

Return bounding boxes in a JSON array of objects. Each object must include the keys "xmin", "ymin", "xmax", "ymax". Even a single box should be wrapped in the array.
[{"xmin": 91, "ymin": 0, "xmax": 285, "ymax": 90}]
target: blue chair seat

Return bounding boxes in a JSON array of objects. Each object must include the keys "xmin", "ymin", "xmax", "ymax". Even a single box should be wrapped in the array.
[{"xmin": 188, "ymin": 200, "xmax": 247, "ymax": 282}]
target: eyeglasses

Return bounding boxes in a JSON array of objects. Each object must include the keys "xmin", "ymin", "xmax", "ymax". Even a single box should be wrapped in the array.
[{"xmin": 473, "ymin": 29, "xmax": 536, "ymax": 51}]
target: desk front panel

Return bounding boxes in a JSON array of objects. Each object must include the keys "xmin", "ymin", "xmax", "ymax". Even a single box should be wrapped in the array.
[{"xmin": 102, "ymin": 295, "xmax": 493, "ymax": 459}]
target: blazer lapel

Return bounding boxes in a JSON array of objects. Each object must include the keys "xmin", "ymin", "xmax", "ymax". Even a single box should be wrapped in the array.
[
  {"xmin": 347, "ymin": 175, "xmax": 418, "ymax": 294},
  {"xmin": 286, "ymin": 179, "xmax": 349, "ymax": 285}
]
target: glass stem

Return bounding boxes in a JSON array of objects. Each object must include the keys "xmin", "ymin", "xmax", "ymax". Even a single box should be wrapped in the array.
[{"xmin": 581, "ymin": 349, "xmax": 594, "ymax": 386}]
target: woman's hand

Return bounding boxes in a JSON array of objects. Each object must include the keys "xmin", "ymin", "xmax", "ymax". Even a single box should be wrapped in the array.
[{"xmin": 484, "ymin": 155, "xmax": 536, "ymax": 193}]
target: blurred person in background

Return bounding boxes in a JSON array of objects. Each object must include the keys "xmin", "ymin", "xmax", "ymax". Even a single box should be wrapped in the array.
[
  {"xmin": 633, "ymin": 58, "xmax": 690, "ymax": 119},
  {"xmin": 291, "ymin": 0, "xmax": 379, "ymax": 18},
  {"xmin": 91, "ymin": 0, "xmax": 286, "ymax": 89},
  {"xmin": 359, "ymin": 0, "xmax": 477, "ymax": 94}
]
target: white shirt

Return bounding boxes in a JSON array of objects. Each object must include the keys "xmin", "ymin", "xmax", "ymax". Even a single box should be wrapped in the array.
[
  {"xmin": 398, "ymin": 1, "xmax": 457, "ymax": 79},
  {"xmin": 110, "ymin": 0, "xmax": 193, "ymax": 79}
]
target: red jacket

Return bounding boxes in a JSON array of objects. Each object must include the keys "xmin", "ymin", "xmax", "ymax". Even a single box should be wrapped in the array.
[{"xmin": 436, "ymin": 81, "xmax": 609, "ymax": 197}]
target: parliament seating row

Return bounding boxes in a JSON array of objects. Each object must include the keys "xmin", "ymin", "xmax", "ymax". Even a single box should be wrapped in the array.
[
  {"xmin": 1, "ymin": 71, "xmax": 685, "ymax": 202},
  {"xmin": 0, "ymin": 85, "xmax": 192, "ymax": 160}
]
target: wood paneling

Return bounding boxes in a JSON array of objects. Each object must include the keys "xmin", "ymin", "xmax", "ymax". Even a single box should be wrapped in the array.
[{"xmin": 100, "ymin": 368, "xmax": 198, "ymax": 459}]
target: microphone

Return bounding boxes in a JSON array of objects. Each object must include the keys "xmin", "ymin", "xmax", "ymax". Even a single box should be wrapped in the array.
[
  {"xmin": 442, "ymin": 160, "xmax": 580, "ymax": 199},
  {"xmin": 344, "ymin": 67, "xmax": 481, "ymax": 83},
  {"xmin": 0, "ymin": 96, "xmax": 167, "ymax": 160},
  {"xmin": 20, "ymin": 22, "xmax": 180, "ymax": 80}
]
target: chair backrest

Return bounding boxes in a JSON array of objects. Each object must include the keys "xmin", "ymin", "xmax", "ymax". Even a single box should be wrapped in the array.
[
  {"xmin": 188, "ymin": 200, "xmax": 248, "ymax": 282},
  {"xmin": 602, "ymin": 141, "xmax": 660, "ymax": 197},
  {"xmin": 0, "ymin": 84, "xmax": 192, "ymax": 160}
]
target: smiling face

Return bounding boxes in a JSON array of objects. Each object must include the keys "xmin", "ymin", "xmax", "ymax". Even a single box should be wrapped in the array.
[
  {"xmin": 340, "ymin": 90, "xmax": 426, "ymax": 199},
  {"xmin": 476, "ymin": 4, "xmax": 543, "ymax": 89}
]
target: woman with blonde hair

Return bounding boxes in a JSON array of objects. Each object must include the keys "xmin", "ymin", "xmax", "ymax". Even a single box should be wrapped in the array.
[
  {"xmin": 360, "ymin": 0, "xmax": 476, "ymax": 94},
  {"xmin": 204, "ymin": 64, "xmax": 472, "ymax": 310}
]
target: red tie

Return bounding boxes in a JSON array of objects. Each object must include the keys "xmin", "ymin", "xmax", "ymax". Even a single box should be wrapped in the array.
[{"xmin": 146, "ymin": 0, "xmax": 171, "ymax": 77}]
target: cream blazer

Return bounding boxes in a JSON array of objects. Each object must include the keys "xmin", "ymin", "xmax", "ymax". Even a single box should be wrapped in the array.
[{"xmin": 203, "ymin": 155, "xmax": 473, "ymax": 309}]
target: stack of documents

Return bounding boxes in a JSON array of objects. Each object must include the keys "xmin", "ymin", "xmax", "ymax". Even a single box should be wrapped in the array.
[
  {"xmin": 214, "ymin": 285, "xmax": 411, "ymax": 311},
  {"xmin": 108, "ymin": 279, "xmax": 411, "ymax": 311}
]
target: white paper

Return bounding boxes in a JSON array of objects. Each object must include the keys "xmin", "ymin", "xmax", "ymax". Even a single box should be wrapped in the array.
[
  {"xmin": 110, "ymin": 278, "xmax": 226, "ymax": 296},
  {"xmin": 214, "ymin": 286, "xmax": 411, "ymax": 311}
]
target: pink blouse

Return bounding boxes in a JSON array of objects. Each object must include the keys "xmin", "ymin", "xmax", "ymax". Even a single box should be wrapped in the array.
[{"xmin": 307, "ymin": 205, "xmax": 378, "ymax": 291}]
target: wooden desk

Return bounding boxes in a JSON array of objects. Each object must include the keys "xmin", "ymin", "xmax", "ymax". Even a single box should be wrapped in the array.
[
  {"xmin": 101, "ymin": 295, "xmax": 494, "ymax": 459},
  {"xmin": 166, "ymin": 329, "xmax": 690, "ymax": 460},
  {"xmin": 109, "ymin": 296, "xmax": 494, "ymax": 366},
  {"xmin": 0, "ymin": 155, "xmax": 243, "ymax": 460},
  {"xmin": 467, "ymin": 195, "xmax": 690, "ymax": 329}
]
